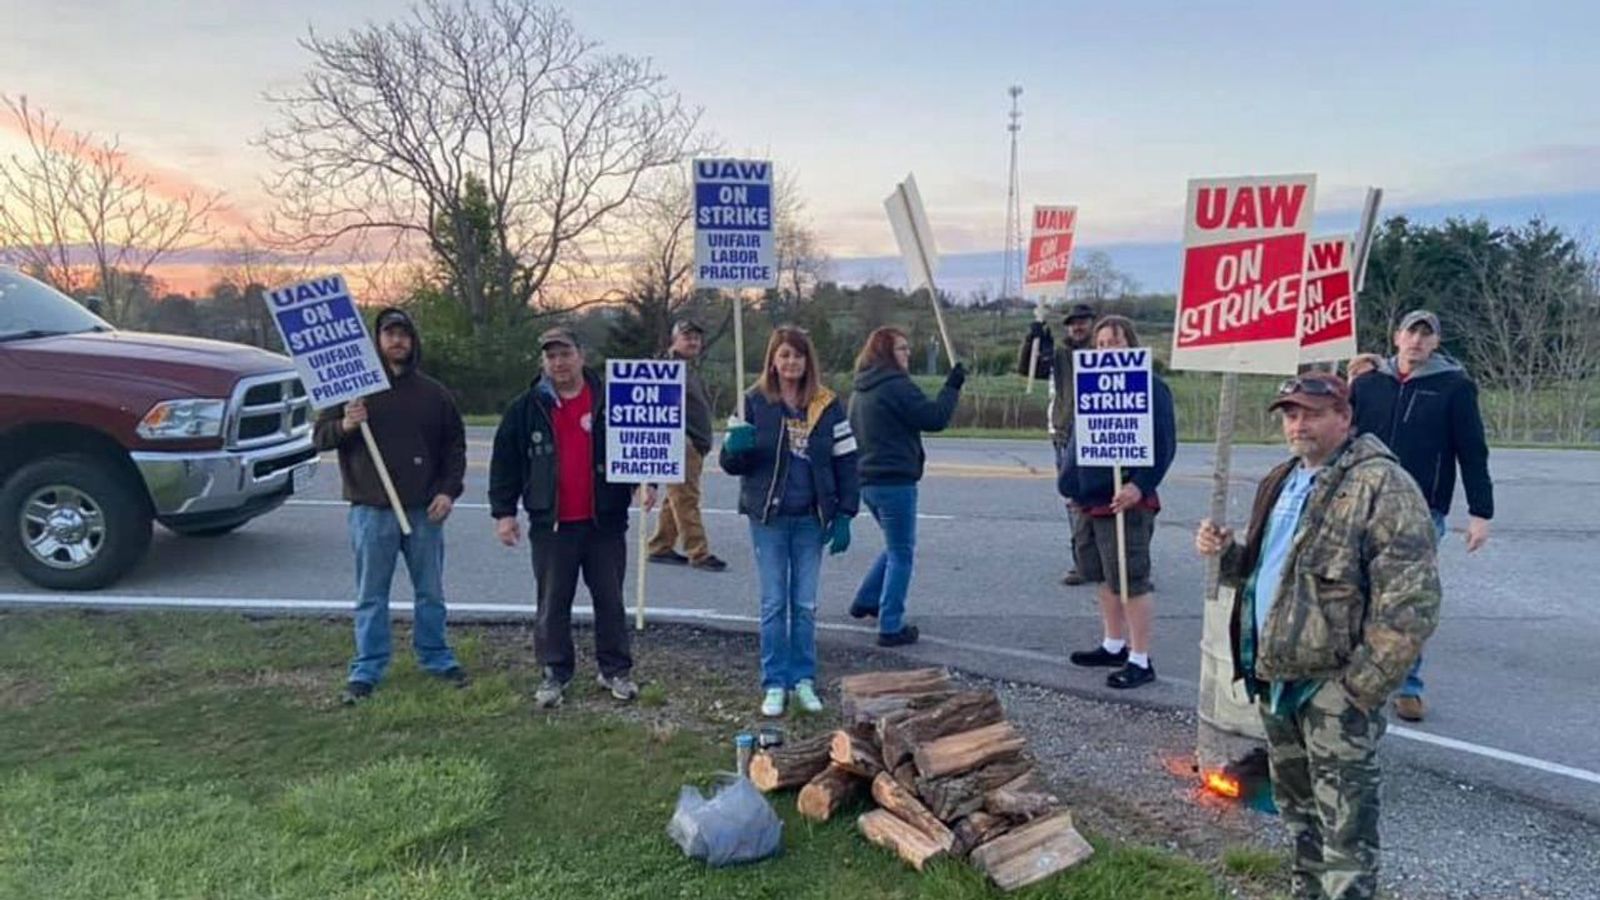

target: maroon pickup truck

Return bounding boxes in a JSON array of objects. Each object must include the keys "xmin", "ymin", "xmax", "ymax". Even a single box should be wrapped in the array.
[{"xmin": 0, "ymin": 267, "xmax": 318, "ymax": 589}]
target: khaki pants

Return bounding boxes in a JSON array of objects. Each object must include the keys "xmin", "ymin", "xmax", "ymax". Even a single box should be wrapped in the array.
[{"xmin": 647, "ymin": 445, "xmax": 710, "ymax": 560}]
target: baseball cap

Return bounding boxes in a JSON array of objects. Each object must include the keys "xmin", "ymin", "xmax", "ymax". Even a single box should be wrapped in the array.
[
  {"xmin": 671, "ymin": 318, "xmax": 705, "ymax": 337},
  {"xmin": 1063, "ymin": 303, "xmax": 1096, "ymax": 323},
  {"xmin": 1268, "ymin": 372, "xmax": 1351, "ymax": 414},
  {"xmin": 538, "ymin": 326, "xmax": 579, "ymax": 350},
  {"xmin": 1398, "ymin": 309, "xmax": 1441, "ymax": 335},
  {"xmin": 375, "ymin": 309, "xmax": 414, "ymax": 333}
]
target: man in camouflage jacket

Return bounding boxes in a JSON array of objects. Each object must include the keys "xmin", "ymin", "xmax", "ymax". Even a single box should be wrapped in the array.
[{"xmin": 1196, "ymin": 373, "xmax": 1439, "ymax": 900}]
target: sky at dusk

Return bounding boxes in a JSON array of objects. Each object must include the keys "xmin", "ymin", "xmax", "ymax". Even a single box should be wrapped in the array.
[{"xmin": 3, "ymin": 0, "xmax": 1597, "ymax": 293}]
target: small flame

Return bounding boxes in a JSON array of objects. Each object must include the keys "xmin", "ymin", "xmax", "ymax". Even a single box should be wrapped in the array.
[{"xmin": 1204, "ymin": 770, "xmax": 1242, "ymax": 799}]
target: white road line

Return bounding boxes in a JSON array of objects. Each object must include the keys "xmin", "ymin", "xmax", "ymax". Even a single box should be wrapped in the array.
[
  {"xmin": 4, "ymin": 591, "xmax": 1597, "ymax": 789},
  {"xmin": 283, "ymin": 499, "xmax": 956, "ymax": 521}
]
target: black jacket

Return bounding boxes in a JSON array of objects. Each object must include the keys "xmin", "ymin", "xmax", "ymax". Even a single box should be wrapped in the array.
[
  {"xmin": 312, "ymin": 307, "xmax": 466, "ymax": 509},
  {"xmin": 1350, "ymin": 354, "xmax": 1494, "ymax": 519},
  {"xmin": 1056, "ymin": 373, "xmax": 1178, "ymax": 507},
  {"xmin": 487, "ymin": 368, "xmax": 635, "ymax": 533},
  {"xmin": 847, "ymin": 366, "xmax": 961, "ymax": 485},
  {"xmin": 719, "ymin": 387, "xmax": 860, "ymax": 527}
]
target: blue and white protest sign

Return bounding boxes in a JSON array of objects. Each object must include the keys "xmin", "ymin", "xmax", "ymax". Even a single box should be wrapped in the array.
[
  {"xmin": 264, "ymin": 274, "xmax": 389, "ymax": 410},
  {"xmin": 694, "ymin": 158, "xmax": 776, "ymax": 289},
  {"xmin": 606, "ymin": 359, "xmax": 686, "ymax": 484},
  {"xmin": 1073, "ymin": 348, "xmax": 1154, "ymax": 467}
]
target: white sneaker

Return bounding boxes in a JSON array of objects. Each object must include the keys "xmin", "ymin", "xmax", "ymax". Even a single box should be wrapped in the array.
[
  {"xmin": 760, "ymin": 687, "xmax": 786, "ymax": 717},
  {"xmin": 793, "ymin": 680, "xmax": 824, "ymax": 714}
]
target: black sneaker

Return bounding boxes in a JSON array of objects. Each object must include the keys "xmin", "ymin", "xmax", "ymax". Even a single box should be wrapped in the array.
[
  {"xmin": 877, "ymin": 626, "xmax": 920, "ymax": 647},
  {"xmin": 1060, "ymin": 569, "xmax": 1086, "ymax": 586},
  {"xmin": 1069, "ymin": 645, "xmax": 1129, "ymax": 668},
  {"xmin": 847, "ymin": 603, "xmax": 878, "ymax": 620},
  {"xmin": 689, "ymin": 554, "xmax": 728, "ymax": 572},
  {"xmin": 434, "ymin": 666, "xmax": 470, "ymax": 689},
  {"xmin": 1107, "ymin": 661, "xmax": 1156, "ymax": 689},
  {"xmin": 340, "ymin": 681, "xmax": 374, "ymax": 705},
  {"xmin": 649, "ymin": 550, "xmax": 689, "ymax": 565}
]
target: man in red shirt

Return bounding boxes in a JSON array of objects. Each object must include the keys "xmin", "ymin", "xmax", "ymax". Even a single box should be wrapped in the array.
[{"xmin": 489, "ymin": 327, "xmax": 654, "ymax": 709}]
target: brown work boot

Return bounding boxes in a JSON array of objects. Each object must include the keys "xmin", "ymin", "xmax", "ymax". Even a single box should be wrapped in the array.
[{"xmin": 1394, "ymin": 695, "xmax": 1425, "ymax": 722}]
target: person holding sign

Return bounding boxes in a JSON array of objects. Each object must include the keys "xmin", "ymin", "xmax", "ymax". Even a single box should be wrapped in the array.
[
  {"xmin": 720, "ymin": 327, "xmax": 860, "ymax": 717},
  {"xmin": 847, "ymin": 327, "xmax": 965, "ymax": 647},
  {"xmin": 313, "ymin": 307, "xmax": 468, "ymax": 705},
  {"xmin": 1196, "ymin": 373, "xmax": 1439, "ymax": 900},
  {"xmin": 1058, "ymin": 316, "xmax": 1176, "ymax": 689},
  {"xmin": 1349, "ymin": 310, "xmax": 1493, "ymax": 723},
  {"xmin": 1019, "ymin": 303, "xmax": 1098, "ymax": 585},
  {"xmin": 488, "ymin": 327, "xmax": 654, "ymax": 710},
  {"xmin": 647, "ymin": 318, "xmax": 727, "ymax": 572}
]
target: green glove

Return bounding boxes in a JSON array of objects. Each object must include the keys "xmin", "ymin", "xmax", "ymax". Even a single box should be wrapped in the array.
[
  {"xmin": 827, "ymin": 515, "xmax": 853, "ymax": 555},
  {"xmin": 724, "ymin": 422, "xmax": 757, "ymax": 454}
]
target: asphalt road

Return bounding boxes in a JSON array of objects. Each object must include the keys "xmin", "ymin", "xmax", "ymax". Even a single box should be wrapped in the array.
[{"xmin": 4, "ymin": 430, "xmax": 1598, "ymax": 821}]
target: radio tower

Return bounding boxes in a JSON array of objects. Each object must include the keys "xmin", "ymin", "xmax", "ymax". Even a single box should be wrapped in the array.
[{"xmin": 1000, "ymin": 85, "xmax": 1025, "ymax": 301}]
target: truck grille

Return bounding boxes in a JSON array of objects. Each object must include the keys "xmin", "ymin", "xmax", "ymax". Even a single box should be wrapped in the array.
[{"xmin": 228, "ymin": 373, "xmax": 312, "ymax": 450}]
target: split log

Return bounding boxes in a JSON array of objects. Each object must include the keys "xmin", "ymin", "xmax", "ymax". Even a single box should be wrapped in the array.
[
  {"xmin": 878, "ymin": 690, "xmax": 1004, "ymax": 770},
  {"xmin": 917, "ymin": 757, "xmax": 1033, "ymax": 821},
  {"xmin": 913, "ymin": 721, "xmax": 1027, "ymax": 780},
  {"xmin": 797, "ymin": 763, "xmax": 864, "ymax": 822},
  {"xmin": 844, "ymin": 690, "xmax": 958, "ymax": 727},
  {"xmin": 830, "ymin": 728, "xmax": 886, "ymax": 778},
  {"xmin": 839, "ymin": 668, "xmax": 956, "ymax": 725},
  {"xmin": 984, "ymin": 769, "xmax": 1058, "ymax": 821},
  {"xmin": 749, "ymin": 732, "xmax": 833, "ymax": 792},
  {"xmin": 951, "ymin": 811, "xmax": 1012, "ymax": 857},
  {"xmin": 970, "ymin": 811, "xmax": 1094, "ymax": 891},
  {"xmin": 857, "ymin": 809, "xmax": 948, "ymax": 872},
  {"xmin": 870, "ymin": 773, "xmax": 955, "ymax": 852},
  {"xmin": 892, "ymin": 761, "xmax": 919, "ymax": 794}
]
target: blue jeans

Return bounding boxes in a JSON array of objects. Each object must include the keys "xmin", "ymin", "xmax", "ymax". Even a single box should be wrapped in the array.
[
  {"xmin": 348, "ymin": 505, "xmax": 458, "ymax": 686},
  {"xmin": 749, "ymin": 515, "xmax": 824, "ymax": 689},
  {"xmin": 1402, "ymin": 510, "xmax": 1449, "ymax": 698},
  {"xmin": 853, "ymin": 484, "xmax": 919, "ymax": 635}
]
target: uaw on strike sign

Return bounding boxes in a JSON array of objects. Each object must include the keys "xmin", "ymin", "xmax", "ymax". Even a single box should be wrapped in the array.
[
  {"xmin": 1171, "ymin": 175, "xmax": 1316, "ymax": 374},
  {"xmin": 694, "ymin": 158, "xmax": 777, "ymax": 289},
  {"xmin": 1024, "ymin": 205, "xmax": 1078, "ymax": 298},
  {"xmin": 606, "ymin": 359, "xmax": 686, "ymax": 484},
  {"xmin": 1299, "ymin": 234, "xmax": 1356, "ymax": 364},
  {"xmin": 1073, "ymin": 348, "xmax": 1154, "ymax": 467},
  {"xmin": 265, "ymin": 274, "xmax": 389, "ymax": 409}
]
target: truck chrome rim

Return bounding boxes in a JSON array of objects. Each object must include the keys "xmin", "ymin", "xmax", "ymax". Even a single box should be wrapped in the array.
[{"xmin": 20, "ymin": 485, "xmax": 106, "ymax": 570}]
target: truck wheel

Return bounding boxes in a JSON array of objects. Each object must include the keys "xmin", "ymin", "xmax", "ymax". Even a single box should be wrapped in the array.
[
  {"xmin": 0, "ymin": 455, "xmax": 153, "ymax": 591},
  {"xmin": 167, "ymin": 522, "xmax": 246, "ymax": 538}
]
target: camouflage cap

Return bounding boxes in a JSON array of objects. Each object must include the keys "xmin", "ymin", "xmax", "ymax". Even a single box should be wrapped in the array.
[{"xmin": 1269, "ymin": 372, "xmax": 1351, "ymax": 413}]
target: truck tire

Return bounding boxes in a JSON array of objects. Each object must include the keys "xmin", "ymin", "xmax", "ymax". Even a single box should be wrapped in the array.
[{"xmin": 0, "ymin": 454, "xmax": 153, "ymax": 591}]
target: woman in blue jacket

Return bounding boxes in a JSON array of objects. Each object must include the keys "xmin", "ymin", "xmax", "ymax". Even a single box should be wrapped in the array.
[{"xmin": 721, "ymin": 327, "xmax": 860, "ymax": 717}]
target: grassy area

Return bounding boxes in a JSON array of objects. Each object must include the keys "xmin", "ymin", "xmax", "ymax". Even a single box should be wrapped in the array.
[{"xmin": 0, "ymin": 611, "xmax": 1231, "ymax": 899}]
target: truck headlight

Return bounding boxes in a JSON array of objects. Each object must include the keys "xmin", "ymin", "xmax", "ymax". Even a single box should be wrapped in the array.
[{"xmin": 137, "ymin": 399, "xmax": 227, "ymax": 440}]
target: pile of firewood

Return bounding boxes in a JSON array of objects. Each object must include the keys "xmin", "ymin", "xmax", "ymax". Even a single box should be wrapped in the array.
[{"xmin": 748, "ymin": 667, "xmax": 1093, "ymax": 891}]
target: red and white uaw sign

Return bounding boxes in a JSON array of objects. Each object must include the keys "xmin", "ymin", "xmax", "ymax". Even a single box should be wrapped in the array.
[
  {"xmin": 1024, "ymin": 205, "xmax": 1078, "ymax": 298},
  {"xmin": 1298, "ymin": 234, "xmax": 1356, "ymax": 364},
  {"xmin": 1172, "ymin": 174, "xmax": 1316, "ymax": 374}
]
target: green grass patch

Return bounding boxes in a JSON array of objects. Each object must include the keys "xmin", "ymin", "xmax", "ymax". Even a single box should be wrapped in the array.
[
  {"xmin": 0, "ymin": 611, "xmax": 1227, "ymax": 898},
  {"xmin": 1221, "ymin": 845, "xmax": 1286, "ymax": 881}
]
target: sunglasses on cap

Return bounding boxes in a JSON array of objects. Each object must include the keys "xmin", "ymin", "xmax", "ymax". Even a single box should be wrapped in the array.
[{"xmin": 1277, "ymin": 377, "xmax": 1341, "ymax": 397}]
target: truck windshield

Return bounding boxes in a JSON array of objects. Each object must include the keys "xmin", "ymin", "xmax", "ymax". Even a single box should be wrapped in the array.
[{"xmin": 0, "ymin": 269, "xmax": 113, "ymax": 341}]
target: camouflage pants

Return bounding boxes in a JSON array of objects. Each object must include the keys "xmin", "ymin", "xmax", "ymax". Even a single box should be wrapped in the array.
[{"xmin": 1260, "ymin": 681, "xmax": 1387, "ymax": 900}]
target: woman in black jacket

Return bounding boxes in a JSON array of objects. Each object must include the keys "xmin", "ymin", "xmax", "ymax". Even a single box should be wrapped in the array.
[
  {"xmin": 845, "ymin": 327, "xmax": 965, "ymax": 647},
  {"xmin": 721, "ymin": 327, "xmax": 860, "ymax": 717}
]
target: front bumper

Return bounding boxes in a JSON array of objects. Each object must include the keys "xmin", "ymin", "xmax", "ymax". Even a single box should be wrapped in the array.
[{"xmin": 131, "ymin": 432, "xmax": 319, "ymax": 518}]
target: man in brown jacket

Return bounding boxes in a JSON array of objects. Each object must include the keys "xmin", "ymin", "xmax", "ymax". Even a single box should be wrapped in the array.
[
  {"xmin": 313, "ymin": 307, "xmax": 468, "ymax": 705},
  {"xmin": 647, "ymin": 318, "xmax": 726, "ymax": 570},
  {"xmin": 1196, "ymin": 373, "xmax": 1439, "ymax": 900}
]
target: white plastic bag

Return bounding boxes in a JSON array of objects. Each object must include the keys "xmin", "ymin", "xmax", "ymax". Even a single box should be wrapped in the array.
[{"xmin": 666, "ymin": 776, "xmax": 783, "ymax": 867}]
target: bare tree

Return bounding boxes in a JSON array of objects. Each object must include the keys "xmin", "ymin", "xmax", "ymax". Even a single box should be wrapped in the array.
[
  {"xmin": 260, "ymin": 0, "xmax": 699, "ymax": 332},
  {"xmin": 1068, "ymin": 250, "xmax": 1137, "ymax": 304},
  {"xmin": 0, "ymin": 95, "xmax": 220, "ymax": 324}
]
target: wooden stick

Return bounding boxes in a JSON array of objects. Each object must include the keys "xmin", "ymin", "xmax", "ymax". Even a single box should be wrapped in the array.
[
  {"xmin": 892, "ymin": 181, "xmax": 955, "ymax": 366},
  {"xmin": 358, "ymin": 420, "xmax": 411, "ymax": 536},
  {"xmin": 858, "ymin": 809, "xmax": 948, "ymax": 872},
  {"xmin": 1025, "ymin": 336, "xmax": 1039, "ymax": 394},
  {"xmin": 732, "ymin": 288, "xmax": 746, "ymax": 409},
  {"xmin": 870, "ymin": 773, "xmax": 955, "ymax": 852},
  {"xmin": 635, "ymin": 495, "xmax": 647, "ymax": 630},
  {"xmin": 913, "ymin": 721, "xmax": 1026, "ymax": 780},
  {"xmin": 1114, "ymin": 462, "xmax": 1129, "ymax": 605},
  {"xmin": 797, "ymin": 763, "xmax": 864, "ymax": 822}
]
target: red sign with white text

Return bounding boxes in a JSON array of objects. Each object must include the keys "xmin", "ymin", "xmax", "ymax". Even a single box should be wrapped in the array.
[
  {"xmin": 1299, "ymin": 234, "xmax": 1356, "ymax": 363},
  {"xmin": 1171, "ymin": 174, "xmax": 1316, "ymax": 374},
  {"xmin": 1023, "ymin": 205, "xmax": 1077, "ymax": 298}
]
